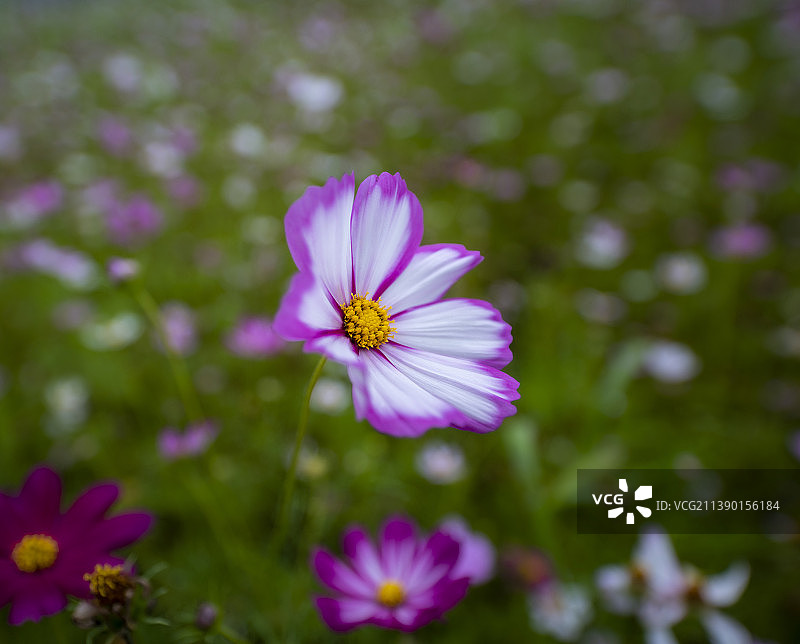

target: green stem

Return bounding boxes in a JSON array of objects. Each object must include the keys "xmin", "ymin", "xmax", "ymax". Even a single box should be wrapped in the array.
[
  {"xmin": 274, "ymin": 356, "xmax": 327, "ymax": 550},
  {"xmin": 217, "ymin": 622, "xmax": 250, "ymax": 644},
  {"xmin": 128, "ymin": 282, "xmax": 204, "ymax": 423}
]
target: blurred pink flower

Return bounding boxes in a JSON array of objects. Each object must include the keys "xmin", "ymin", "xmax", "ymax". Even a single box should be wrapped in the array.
[
  {"xmin": 158, "ymin": 421, "xmax": 218, "ymax": 460},
  {"xmin": 159, "ymin": 302, "xmax": 197, "ymax": 356},
  {"xmin": 97, "ymin": 117, "xmax": 132, "ymax": 156},
  {"xmin": 5, "ymin": 181, "xmax": 63, "ymax": 227},
  {"xmin": 709, "ymin": 223, "xmax": 772, "ymax": 260},
  {"xmin": 225, "ymin": 316, "xmax": 284, "ymax": 358},
  {"xmin": 107, "ymin": 195, "xmax": 163, "ymax": 247},
  {"xmin": 438, "ymin": 517, "xmax": 495, "ymax": 585}
]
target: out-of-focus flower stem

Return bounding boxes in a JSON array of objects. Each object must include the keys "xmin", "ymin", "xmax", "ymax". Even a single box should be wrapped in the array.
[
  {"xmin": 128, "ymin": 281, "xmax": 204, "ymax": 423},
  {"xmin": 274, "ymin": 355, "xmax": 327, "ymax": 552},
  {"xmin": 217, "ymin": 623, "xmax": 250, "ymax": 644}
]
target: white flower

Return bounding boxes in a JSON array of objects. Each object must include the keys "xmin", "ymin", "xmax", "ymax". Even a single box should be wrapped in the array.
[
  {"xmin": 415, "ymin": 441, "xmax": 466, "ymax": 484},
  {"xmin": 596, "ymin": 530, "xmax": 751, "ymax": 644},
  {"xmin": 655, "ymin": 252, "xmax": 707, "ymax": 294},
  {"xmin": 529, "ymin": 583, "xmax": 593, "ymax": 642},
  {"xmin": 642, "ymin": 340, "xmax": 700, "ymax": 383}
]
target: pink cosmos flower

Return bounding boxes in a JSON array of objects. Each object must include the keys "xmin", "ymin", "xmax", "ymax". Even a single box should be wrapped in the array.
[
  {"xmin": 225, "ymin": 316, "xmax": 284, "ymax": 358},
  {"xmin": 311, "ymin": 516, "xmax": 470, "ymax": 632},
  {"xmin": 0, "ymin": 467, "xmax": 152, "ymax": 625},
  {"xmin": 274, "ymin": 172, "xmax": 519, "ymax": 437},
  {"xmin": 158, "ymin": 421, "xmax": 218, "ymax": 460}
]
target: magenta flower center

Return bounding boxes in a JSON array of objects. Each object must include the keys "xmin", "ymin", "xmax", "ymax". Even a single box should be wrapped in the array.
[
  {"xmin": 376, "ymin": 579, "xmax": 406, "ymax": 607},
  {"xmin": 341, "ymin": 294, "xmax": 394, "ymax": 349},
  {"xmin": 11, "ymin": 534, "xmax": 59, "ymax": 572}
]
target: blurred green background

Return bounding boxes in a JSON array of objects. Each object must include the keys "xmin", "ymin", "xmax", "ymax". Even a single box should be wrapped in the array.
[{"xmin": 1, "ymin": 0, "xmax": 799, "ymax": 641}]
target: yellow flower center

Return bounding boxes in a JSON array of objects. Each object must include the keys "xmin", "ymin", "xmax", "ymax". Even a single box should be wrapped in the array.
[
  {"xmin": 376, "ymin": 580, "xmax": 406, "ymax": 608},
  {"xmin": 11, "ymin": 534, "xmax": 59, "ymax": 572},
  {"xmin": 84, "ymin": 564, "xmax": 135, "ymax": 606},
  {"xmin": 341, "ymin": 293, "xmax": 394, "ymax": 349}
]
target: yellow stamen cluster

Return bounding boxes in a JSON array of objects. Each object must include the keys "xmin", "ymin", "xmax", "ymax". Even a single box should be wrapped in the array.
[
  {"xmin": 341, "ymin": 293, "xmax": 394, "ymax": 349},
  {"xmin": 84, "ymin": 564, "xmax": 135, "ymax": 606},
  {"xmin": 11, "ymin": 534, "xmax": 59, "ymax": 572},
  {"xmin": 376, "ymin": 579, "xmax": 406, "ymax": 608}
]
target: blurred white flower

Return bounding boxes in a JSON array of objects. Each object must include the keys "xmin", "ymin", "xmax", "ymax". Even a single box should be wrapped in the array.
[
  {"xmin": 44, "ymin": 376, "xmax": 89, "ymax": 433},
  {"xmin": 585, "ymin": 68, "xmax": 629, "ymax": 105},
  {"xmin": 415, "ymin": 441, "xmax": 466, "ymax": 485},
  {"xmin": 529, "ymin": 583, "xmax": 593, "ymax": 642},
  {"xmin": 285, "ymin": 72, "xmax": 343, "ymax": 113},
  {"xmin": 229, "ymin": 123, "xmax": 268, "ymax": 158},
  {"xmin": 642, "ymin": 340, "xmax": 700, "ymax": 383},
  {"xmin": 80, "ymin": 312, "xmax": 143, "ymax": 351},
  {"xmin": 310, "ymin": 377, "xmax": 350, "ymax": 414},
  {"xmin": 576, "ymin": 218, "xmax": 629, "ymax": 269},
  {"xmin": 103, "ymin": 54, "xmax": 143, "ymax": 93},
  {"xmin": 655, "ymin": 252, "xmax": 707, "ymax": 295},
  {"xmin": 596, "ymin": 530, "xmax": 750, "ymax": 644}
]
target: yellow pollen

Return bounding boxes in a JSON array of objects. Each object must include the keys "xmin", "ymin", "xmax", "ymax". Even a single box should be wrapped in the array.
[
  {"xmin": 376, "ymin": 580, "xmax": 406, "ymax": 608},
  {"xmin": 11, "ymin": 534, "xmax": 59, "ymax": 572},
  {"xmin": 341, "ymin": 293, "xmax": 394, "ymax": 349},
  {"xmin": 84, "ymin": 564, "xmax": 135, "ymax": 606}
]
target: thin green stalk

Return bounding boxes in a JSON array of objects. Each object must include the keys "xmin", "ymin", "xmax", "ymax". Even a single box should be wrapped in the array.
[
  {"xmin": 217, "ymin": 623, "xmax": 251, "ymax": 644},
  {"xmin": 128, "ymin": 281, "xmax": 203, "ymax": 423},
  {"xmin": 274, "ymin": 356, "xmax": 327, "ymax": 551}
]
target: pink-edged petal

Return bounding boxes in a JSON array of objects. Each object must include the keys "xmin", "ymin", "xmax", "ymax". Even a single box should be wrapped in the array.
[
  {"xmin": 8, "ymin": 583, "xmax": 66, "ymax": 625},
  {"xmin": 348, "ymin": 352, "xmax": 460, "ymax": 438},
  {"xmin": 379, "ymin": 518, "xmax": 418, "ymax": 580},
  {"xmin": 701, "ymin": 609, "xmax": 750, "ymax": 644},
  {"xmin": 700, "ymin": 563, "xmax": 749, "ymax": 607},
  {"xmin": 304, "ymin": 333, "xmax": 359, "ymax": 366},
  {"xmin": 315, "ymin": 596, "xmax": 382, "ymax": 632},
  {"xmin": 403, "ymin": 532, "xmax": 460, "ymax": 595},
  {"xmin": 17, "ymin": 467, "xmax": 62, "ymax": 532},
  {"xmin": 393, "ymin": 298, "xmax": 512, "ymax": 368},
  {"xmin": 273, "ymin": 272, "xmax": 342, "ymax": 342},
  {"xmin": 312, "ymin": 548, "xmax": 375, "ymax": 599},
  {"xmin": 380, "ymin": 344, "xmax": 520, "ymax": 434},
  {"xmin": 381, "ymin": 244, "xmax": 483, "ymax": 313},
  {"xmin": 350, "ymin": 173, "xmax": 423, "ymax": 298},
  {"xmin": 343, "ymin": 527, "xmax": 384, "ymax": 586},
  {"xmin": 285, "ymin": 173, "xmax": 355, "ymax": 304},
  {"xmin": 79, "ymin": 512, "xmax": 152, "ymax": 551}
]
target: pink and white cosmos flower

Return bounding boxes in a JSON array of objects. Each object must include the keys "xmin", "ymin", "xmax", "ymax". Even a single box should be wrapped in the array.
[
  {"xmin": 311, "ymin": 516, "xmax": 470, "ymax": 632},
  {"xmin": 274, "ymin": 172, "xmax": 520, "ymax": 437}
]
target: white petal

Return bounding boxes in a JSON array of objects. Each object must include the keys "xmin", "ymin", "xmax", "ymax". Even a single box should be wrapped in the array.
[
  {"xmin": 349, "ymin": 351, "xmax": 455, "ymax": 437},
  {"xmin": 645, "ymin": 627, "xmax": 680, "ymax": 644},
  {"xmin": 305, "ymin": 333, "xmax": 359, "ymax": 366},
  {"xmin": 350, "ymin": 173, "xmax": 423, "ymax": 298},
  {"xmin": 380, "ymin": 243, "xmax": 482, "ymax": 312},
  {"xmin": 701, "ymin": 610, "xmax": 751, "ymax": 644},
  {"xmin": 285, "ymin": 174, "xmax": 355, "ymax": 304},
  {"xmin": 634, "ymin": 531, "xmax": 685, "ymax": 596},
  {"xmin": 701, "ymin": 563, "xmax": 749, "ymax": 607},
  {"xmin": 392, "ymin": 299, "xmax": 512, "ymax": 368},
  {"xmin": 273, "ymin": 272, "xmax": 341, "ymax": 341},
  {"xmin": 380, "ymin": 344, "xmax": 518, "ymax": 433}
]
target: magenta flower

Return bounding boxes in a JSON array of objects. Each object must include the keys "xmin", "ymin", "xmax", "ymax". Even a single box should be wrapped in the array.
[
  {"xmin": 709, "ymin": 223, "xmax": 772, "ymax": 260},
  {"xmin": 437, "ymin": 517, "xmax": 495, "ymax": 586},
  {"xmin": 107, "ymin": 195, "xmax": 163, "ymax": 247},
  {"xmin": 226, "ymin": 316, "xmax": 284, "ymax": 358},
  {"xmin": 0, "ymin": 467, "xmax": 152, "ymax": 625},
  {"xmin": 158, "ymin": 421, "xmax": 218, "ymax": 460},
  {"xmin": 274, "ymin": 172, "xmax": 519, "ymax": 437},
  {"xmin": 311, "ymin": 517, "xmax": 470, "ymax": 632}
]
